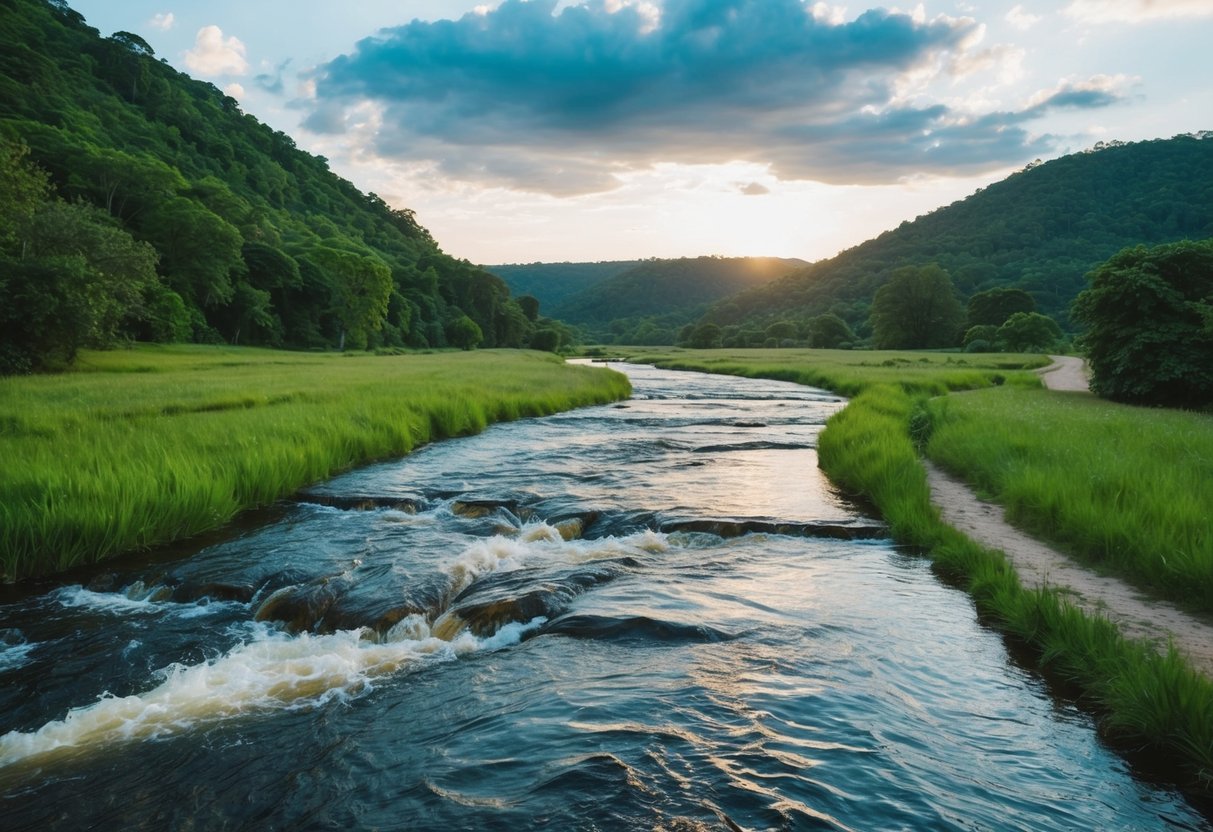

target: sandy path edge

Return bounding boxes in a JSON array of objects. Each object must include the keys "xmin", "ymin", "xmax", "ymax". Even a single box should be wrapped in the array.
[
  {"xmin": 926, "ymin": 462, "xmax": 1213, "ymax": 675},
  {"xmin": 925, "ymin": 354, "xmax": 1213, "ymax": 676},
  {"xmin": 1037, "ymin": 354, "xmax": 1090, "ymax": 392}
]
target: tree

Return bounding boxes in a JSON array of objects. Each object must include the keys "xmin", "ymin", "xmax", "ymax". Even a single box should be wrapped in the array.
[
  {"xmin": 764, "ymin": 320, "xmax": 798, "ymax": 345},
  {"xmin": 1072, "ymin": 240, "xmax": 1213, "ymax": 407},
  {"xmin": 806, "ymin": 314, "xmax": 854, "ymax": 348},
  {"xmin": 688, "ymin": 322, "xmax": 722, "ymax": 348},
  {"xmin": 517, "ymin": 294, "xmax": 540, "ymax": 322},
  {"xmin": 306, "ymin": 247, "xmax": 392, "ymax": 350},
  {"xmin": 445, "ymin": 314, "xmax": 483, "ymax": 350},
  {"xmin": 529, "ymin": 328, "xmax": 561, "ymax": 352},
  {"xmin": 966, "ymin": 287, "xmax": 1035, "ymax": 328},
  {"xmin": 140, "ymin": 196, "xmax": 243, "ymax": 307},
  {"xmin": 869, "ymin": 265, "xmax": 965, "ymax": 349},
  {"xmin": 996, "ymin": 312, "xmax": 1062, "ymax": 352}
]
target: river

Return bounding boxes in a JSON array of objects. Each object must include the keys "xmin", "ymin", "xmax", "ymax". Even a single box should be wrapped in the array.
[{"xmin": 0, "ymin": 362, "xmax": 1207, "ymax": 830}]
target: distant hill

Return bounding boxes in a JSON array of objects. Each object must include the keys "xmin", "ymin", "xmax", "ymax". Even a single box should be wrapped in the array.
[
  {"xmin": 701, "ymin": 134, "xmax": 1213, "ymax": 341},
  {"xmin": 535, "ymin": 256, "xmax": 807, "ymax": 344},
  {"xmin": 485, "ymin": 260, "xmax": 643, "ymax": 312}
]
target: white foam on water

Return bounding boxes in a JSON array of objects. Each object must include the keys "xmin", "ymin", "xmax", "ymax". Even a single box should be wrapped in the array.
[
  {"xmin": 0, "ymin": 641, "xmax": 36, "ymax": 673},
  {"xmin": 443, "ymin": 524, "xmax": 670, "ymax": 595},
  {"xmin": 1, "ymin": 526, "xmax": 672, "ymax": 770},
  {"xmin": 0, "ymin": 616, "xmax": 546, "ymax": 770},
  {"xmin": 51, "ymin": 585, "xmax": 244, "ymax": 620}
]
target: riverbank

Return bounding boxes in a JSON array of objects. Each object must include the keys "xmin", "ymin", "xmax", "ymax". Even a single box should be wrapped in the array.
[
  {"xmin": 0, "ymin": 345, "xmax": 631, "ymax": 582},
  {"xmin": 621, "ymin": 346, "xmax": 1213, "ymax": 788}
]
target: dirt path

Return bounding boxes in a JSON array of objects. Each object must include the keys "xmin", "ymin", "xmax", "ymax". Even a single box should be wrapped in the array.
[
  {"xmin": 926, "ymin": 354, "xmax": 1213, "ymax": 676},
  {"xmin": 1037, "ymin": 354, "xmax": 1090, "ymax": 392}
]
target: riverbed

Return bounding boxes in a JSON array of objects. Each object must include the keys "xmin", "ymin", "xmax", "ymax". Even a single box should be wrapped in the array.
[{"xmin": 0, "ymin": 362, "xmax": 1206, "ymax": 830}]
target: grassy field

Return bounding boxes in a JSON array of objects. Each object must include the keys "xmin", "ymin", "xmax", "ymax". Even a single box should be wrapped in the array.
[
  {"xmin": 927, "ymin": 388, "xmax": 1213, "ymax": 612},
  {"xmin": 617, "ymin": 346, "xmax": 1213, "ymax": 786},
  {"xmin": 604, "ymin": 346, "xmax": 1047, "ymax": 395},
  {"xmin": 0, "ymin": 345, "xmax": 630, "ymax": 581}
]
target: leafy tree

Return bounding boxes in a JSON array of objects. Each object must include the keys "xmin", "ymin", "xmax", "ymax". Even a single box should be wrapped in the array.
[
  {"xmin": 688, "ymin": 322, "xmax": 722, "ymax": 348},
  {"xmin": 445, "ymin": 314, "xmax": 483, "ymax": 350},
  {"xmin": 23, "ymin": 199, "xmax": 159, "ymax": 344},
  {"xmin": 963, "ymin": 324, "xmax": 999, "ymax": 350},
  {"xmin": 140, "ymin": 196, "xmax": 243, "ymax": 307},
  {"xmin": 806, "ymin": 313, "xmax": 854, "ymax": 348},
  {"xmin": 307, "ymin": 247, "xmax": 392, "ymax": 350},
  {"xmin": 764, "ymin": 320, "xmax": 798, "ymax": 344},
  {"xmin": 529, "ymin": 328, "xmax": 562, "ymax": 352},
  {"xmin": 517, "ymin": 294, "xmax": 540, "ymax": 322},
  {"xmin": 1072, "ymin": 240, "xmax": 1213, "ymax": 407},
  {"xmin": 967, "ymin": 287, "xmax": 1035, "ymax": 328},
  {"xmin": 996, "ymin": 312, "xmax": 1063, "ymax": 352},
  {"xmin": 869, "ymin": 265, "xmax": 965, "ymax": 349}
]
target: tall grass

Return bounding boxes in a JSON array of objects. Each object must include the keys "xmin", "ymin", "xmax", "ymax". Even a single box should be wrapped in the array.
[
  {"xmin": 619, "ymin": 346, "xmax": 1047, "ymax": 396},
  {"xmin": 626, "ymin": 347, "xmax": 1213, "ymax": 786},
  {"xmin": 927, "ymin": 388, "xmax": 1213, "ymax": 611},
  {"xmin": 0, "ymin": 345, "xmax": 630, "ymax": 581}
]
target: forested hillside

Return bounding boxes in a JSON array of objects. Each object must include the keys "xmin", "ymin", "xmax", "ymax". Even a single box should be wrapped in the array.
[
  {"xmin": 0, "ymin": 0, "xmax": 549, "ymax": 372},
  {"xmin": 702, "ymin": 134, "xmax": 1213, "ymax": 341},
  {"xmin": 514, "ymin": 256, "xmax": 805, "ymax": 344},
  {"xmin": 486, "ymin": 260, "xmax": 643, "ymax": 312}
]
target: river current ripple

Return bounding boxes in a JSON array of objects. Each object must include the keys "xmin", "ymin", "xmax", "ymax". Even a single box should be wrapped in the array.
[{"xmin": 0, "ymin": 362, "xmax": 1206, "ymax": 830}]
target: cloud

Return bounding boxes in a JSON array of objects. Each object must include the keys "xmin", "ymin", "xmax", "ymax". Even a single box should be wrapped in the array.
[
  {"xmin": 305, "ymin": 0, "xmax": 1125, "ymax": 194},
  {"xmin": 1004, "ymin": 5, "xmax": 1041, "ymax": 29},
  {"xmin": 184, "ymin": 25, "xmax": 248, "ymax": 76},
  {"xmin": 739, "ymin": 182, "xmax": 770, "ymax": 195},
  {"xmin": 224, "ymin": 82, "xmax": 245, "ymax": 99},
  {"xmin": 148, "ymin": 12, "xmax": 174, "ymax": 31},
  {"xmin": 1064, "ymin": 0, "xmax": 1213, "ymax": 23},
  {"xmin": 254, "ymin": 59, "xmax": 292, "ymax": 95}
]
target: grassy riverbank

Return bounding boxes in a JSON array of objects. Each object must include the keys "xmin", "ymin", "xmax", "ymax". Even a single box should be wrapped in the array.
[
  {"xmin": 0, "ymin": 345, "xmax": 630, "ymax": 582},
  {"xmin": 928, "ymin": 388, "xmax": 1213, "ymax": 612},
  {"xmin": 622, "ymin": 346, "xmax": 1213, "ymax": 786}
]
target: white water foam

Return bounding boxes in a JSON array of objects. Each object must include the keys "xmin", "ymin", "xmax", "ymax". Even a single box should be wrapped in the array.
[
  {"xmin": 52, "ymin": 584, "xmax": 244, "ymax": 620},
  {"xmin": 1, "ymin": 527, "xmax": 673, "ymax": 770},
  {"xmin": 0, "ymin": 616, "xmax": 545, "ymax": 770}
]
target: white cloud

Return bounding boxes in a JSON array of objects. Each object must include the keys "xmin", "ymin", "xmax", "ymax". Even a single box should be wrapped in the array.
[
  {"xmin": 1064, "ymin": 0, "xmax": 1213, "ymax": 23},
  {"xmin": 148, "ymin": 12, "xmax": 174, "ymax": 31},
  {"xmin": 224, "ymin": 83, "xmax": 245, "ymax": 99},
  {"xmin": 1005, "ymin": 5, "xmax": 1041, "ymax": 29},
  {"xmin": 184, "ymin": 25, "xmax": 248, "ymax": 77}
]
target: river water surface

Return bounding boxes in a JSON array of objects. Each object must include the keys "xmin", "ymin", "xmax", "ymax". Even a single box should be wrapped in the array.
[{"xmin": 0, "ymin": 362, "xmax": 1207, "ymax": 830}]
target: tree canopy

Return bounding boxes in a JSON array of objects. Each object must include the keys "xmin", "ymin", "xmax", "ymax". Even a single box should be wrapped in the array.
[
  {"xmin": 1072, "ymin": 239, "xmax": 1213, "ymax": 407},
  {"xmin": 869, "ymin": 265, "xmax": 965, "ymax": 349},
  {"xmin": 0, "ymin": 0, "xmax": 545, "ymax": 372}
]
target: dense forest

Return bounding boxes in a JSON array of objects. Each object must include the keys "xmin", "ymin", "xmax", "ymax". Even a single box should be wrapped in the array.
[
  {"xmin": 494, "ymin": 256, "xmax": 805, "ymax": 345},
  {"xmin": 698, "ymin": 134, "xmax": 1213, "ymax": 345},
  {"xmin": 485, "ymin": 260, "xmax": 643, "ymax": 311},
  {"xmin": 0, "ymin": 0, "xmax": 558, "ymax": 373}
]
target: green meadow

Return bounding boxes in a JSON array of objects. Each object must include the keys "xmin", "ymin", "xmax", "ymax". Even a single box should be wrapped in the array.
[
  {"xmin": 620, "ymin": 346, "xmax": 1213, "ymax": 785},
  {"xmin": 927, "ymin": 388, "xmax": 1213, "ymax": 612},
  {"xmin": 0, "ymin": 345, "xmax": 630, "ymax": 581}
]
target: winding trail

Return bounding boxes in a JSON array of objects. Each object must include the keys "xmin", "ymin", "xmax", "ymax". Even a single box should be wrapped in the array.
[{"xmin": 925, "ymin": 355, "xmax": 1213, "ymax": 676}]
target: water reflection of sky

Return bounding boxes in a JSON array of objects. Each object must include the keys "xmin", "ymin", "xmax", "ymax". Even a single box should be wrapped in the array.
[{"xmin": 321, "ymin": 362, "xmax": 852, "ymax": 522}]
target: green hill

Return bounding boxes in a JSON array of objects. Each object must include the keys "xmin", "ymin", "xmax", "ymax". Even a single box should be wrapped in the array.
[
  {"xmin": 702, "ymin": 134, "xmax": 1213, "ymax": 342},
  {"xmin": 485, "ymin": 260, "xmax": 643, "ymax": 312},
  {"xmin": 0, "ymin": 0, "xmax": 548, "ymax": 372},
  {"xmin": 545, "ymin": 256, "xmax": 806, "ymax": 344}
]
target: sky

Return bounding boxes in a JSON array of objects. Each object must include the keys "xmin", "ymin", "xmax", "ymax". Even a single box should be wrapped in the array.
[{"xmin": 68, "ymin": 0, "xmax": 1213, "ymax": 266}]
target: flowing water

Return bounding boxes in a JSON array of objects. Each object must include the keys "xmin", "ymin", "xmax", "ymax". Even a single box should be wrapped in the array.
[{"xmin": 0, "ymin": 362, "xmax": 1207, "ymax": 830}]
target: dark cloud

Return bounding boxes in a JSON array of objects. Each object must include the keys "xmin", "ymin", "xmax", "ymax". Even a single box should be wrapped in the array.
[
  {"xmin": 739, "ymin": 182, "xmax": 770, "ymax": 195},
  {"xmin": 304, "ymin": 0, "xmax": 1125, "ymax": 193}
]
